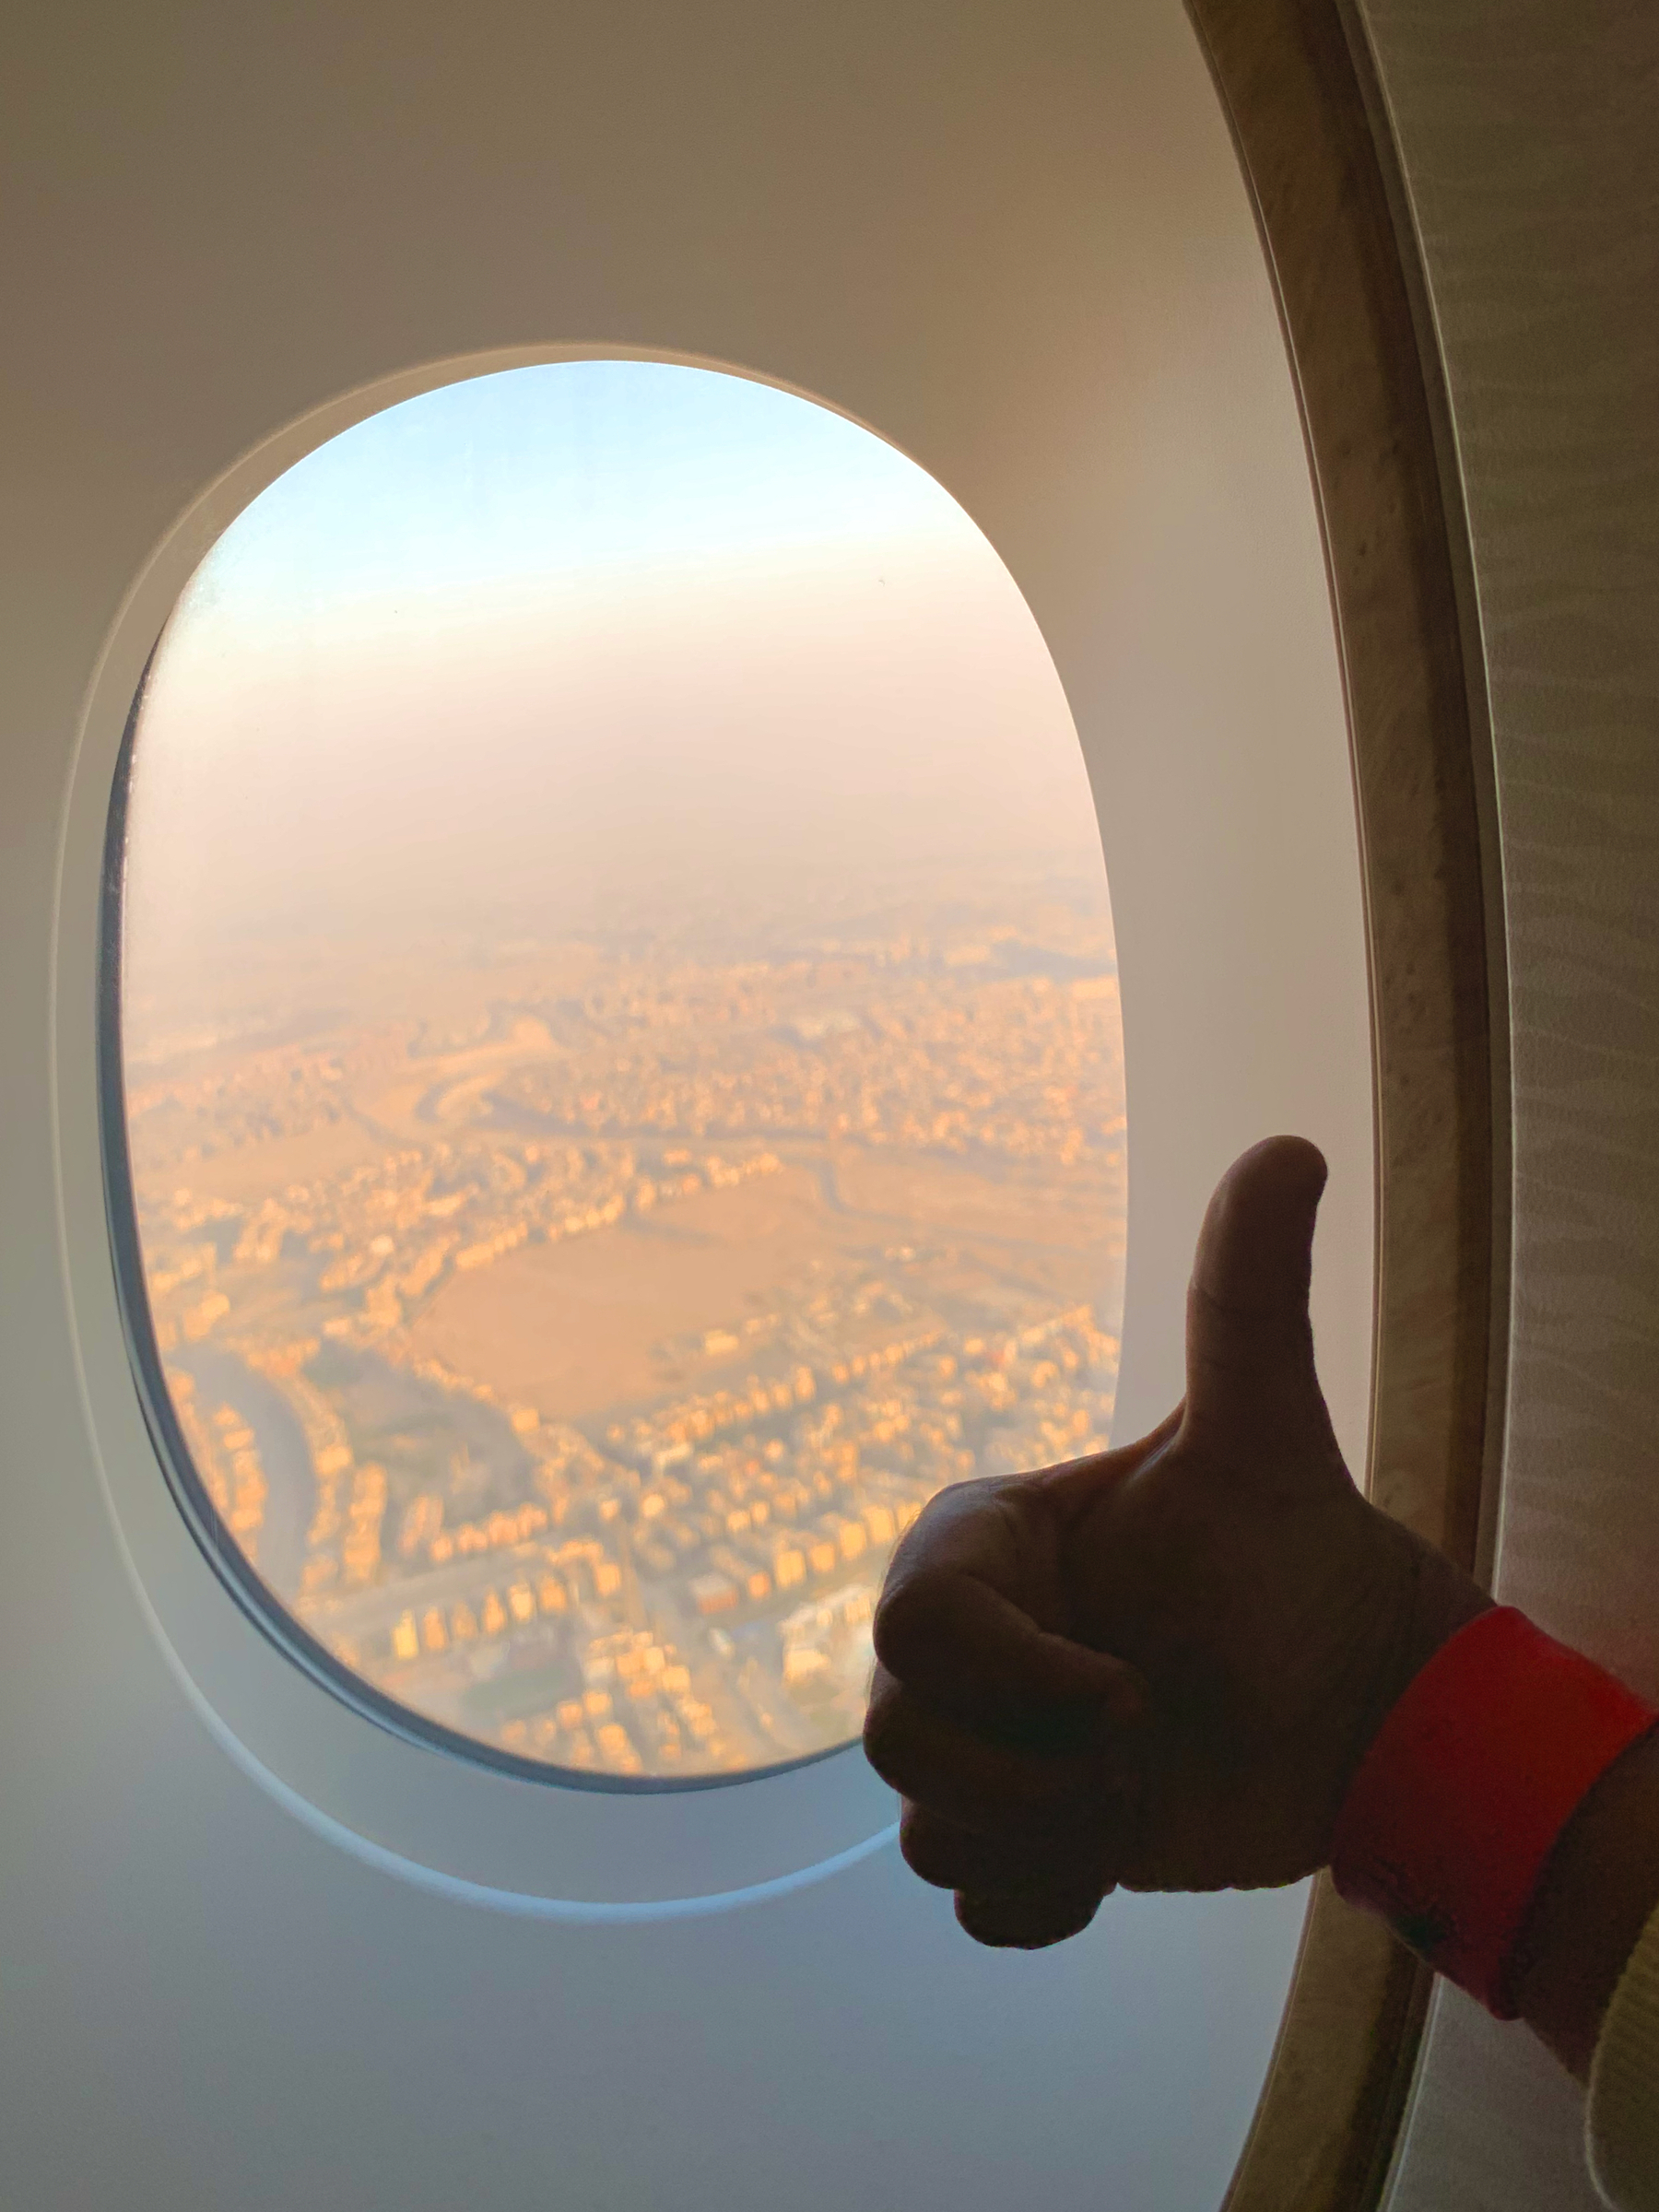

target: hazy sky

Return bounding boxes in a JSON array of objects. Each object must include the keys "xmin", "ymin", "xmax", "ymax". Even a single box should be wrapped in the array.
[{"xmin": 125, "ymin": 360, "xmax": 1110, "ymax": 971}]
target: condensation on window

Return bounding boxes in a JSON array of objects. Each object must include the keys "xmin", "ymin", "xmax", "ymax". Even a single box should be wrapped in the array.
[{"xmin": 115, "ymin": 359, "xmax": 1126, "ymax": 1784}]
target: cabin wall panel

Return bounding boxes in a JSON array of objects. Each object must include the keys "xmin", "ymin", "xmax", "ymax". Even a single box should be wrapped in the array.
[{"xmin": 0, "ymin": 3, "xmax": 1369, "ymax": 2205}]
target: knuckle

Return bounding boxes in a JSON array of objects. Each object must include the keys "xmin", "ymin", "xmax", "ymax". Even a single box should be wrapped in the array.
[
  {"xmin": 870, "ymin": 1580, "xmax": 929, "ymax": 1671},
  {"xmin": 955, "ymin": 1884, "xmax": 1103, "ymax": 1950},
  {"xmin": 898, "ymin": 1810, "xmax": 960, "ymax": 1889},
  {"xmin": 860, "ymin": 1694, "xmax": 913, "ymax": 1786}
]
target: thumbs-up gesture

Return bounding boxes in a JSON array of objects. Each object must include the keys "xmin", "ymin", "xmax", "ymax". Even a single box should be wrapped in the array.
[{"xmin": 863, "ymin": 1135, "xmax": 1488, "ymax": 1947}]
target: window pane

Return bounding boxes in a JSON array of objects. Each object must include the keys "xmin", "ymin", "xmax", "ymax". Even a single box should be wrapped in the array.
[{"xmin": 116, "ymin": 361, "xmax": 1125, "ymax": 1783}]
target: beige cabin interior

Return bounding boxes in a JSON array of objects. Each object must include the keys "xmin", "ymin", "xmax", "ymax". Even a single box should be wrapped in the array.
[{"xmin": 1, "ymin": 2, "xmax": 1653, "ymax": 2206}]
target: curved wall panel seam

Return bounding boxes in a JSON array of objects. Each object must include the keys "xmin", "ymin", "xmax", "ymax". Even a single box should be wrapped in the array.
[
  {"xmin": 1356, "ymin": 1, "xmax": 1659, "ymax": 2206},
  {"xmin": 1182, "ymin": 0, "xmax": 1507, "ymax": 2206}
]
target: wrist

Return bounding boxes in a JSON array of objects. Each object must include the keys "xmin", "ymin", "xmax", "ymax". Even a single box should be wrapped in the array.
[
  {"xmin": 1506, "ymin": 1719, "xmax": 1659, "ymax": 2079},
  {"xmin": 1347, "ymin": 1512, "xmax": 1492, "ymax": 1794},
  {"xmin": 1386, "ymin": 1525, "xmax": 1495, "ymax": 1710}
]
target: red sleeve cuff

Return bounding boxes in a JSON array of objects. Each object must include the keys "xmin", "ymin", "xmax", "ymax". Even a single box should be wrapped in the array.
[{"xmin": 1329, "ymin": 1605, "xmax": 1657, "ymax": 2018}]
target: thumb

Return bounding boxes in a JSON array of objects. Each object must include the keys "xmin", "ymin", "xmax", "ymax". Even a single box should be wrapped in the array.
[{"xmin": 1183, "ymin": 1135, "xmax": 1336, "ymax": 1453}]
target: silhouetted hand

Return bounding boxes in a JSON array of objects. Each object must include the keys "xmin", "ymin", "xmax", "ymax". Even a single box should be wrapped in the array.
[{"xmin": 863, "ymin": 1135, "xmax": 1488, "ymax": 1947}]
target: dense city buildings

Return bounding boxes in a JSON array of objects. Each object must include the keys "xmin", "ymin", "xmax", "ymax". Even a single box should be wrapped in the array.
[{"xmin": 125, "ymin": 870, "xmax": 1126, "ymax": 1780}]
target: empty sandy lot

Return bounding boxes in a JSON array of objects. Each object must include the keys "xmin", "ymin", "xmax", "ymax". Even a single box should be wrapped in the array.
[
  {"xmin": 409, "ymin": 1150, "xmax": 1124, "ymax": 1421},
  {"xmin": 409, "ymin": 1166, "xmax": 860, "ymax": 1418},
  {"xmin": 148, "ymin": 1119, "xmax": 386, "ymax": 1207}
]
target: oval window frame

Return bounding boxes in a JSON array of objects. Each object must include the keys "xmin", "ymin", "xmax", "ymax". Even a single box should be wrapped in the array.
[
  {"xmin": 97, "ymin": 358, "xmax": 1129, "ymax": 1805},
  {"xmin": 62, "ymin": 345, "xmax": 1173, "ymax": 1918}
]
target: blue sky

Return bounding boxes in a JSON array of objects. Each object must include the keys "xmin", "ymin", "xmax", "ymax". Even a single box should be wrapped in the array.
[
  {"xmin": 135, "ymin": 359, "xmax": 1106, "ymax": 951},
  {"xmin": 191, "ymin": 360, "xmax": 971, "ymax": 634}
]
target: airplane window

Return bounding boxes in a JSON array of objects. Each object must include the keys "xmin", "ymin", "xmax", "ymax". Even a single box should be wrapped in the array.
[{"xmin": 111, "ymin": 360, "xmax": 1125, "ymax": 1786}]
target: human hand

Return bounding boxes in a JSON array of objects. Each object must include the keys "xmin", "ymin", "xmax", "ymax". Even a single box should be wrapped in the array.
[{"xmin": 863, "ymin": 1135, "xmax": 1488, "ymax": 1947}]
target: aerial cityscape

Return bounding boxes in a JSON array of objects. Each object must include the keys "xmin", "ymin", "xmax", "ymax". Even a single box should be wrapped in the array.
[
  {"xmin": 116, "ymin": 354, "xmax": 1126, "ymax": 1784},
  {"xmin": 124, "ymin": 869, "xmax": 1126, "ymax": 1781}
]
